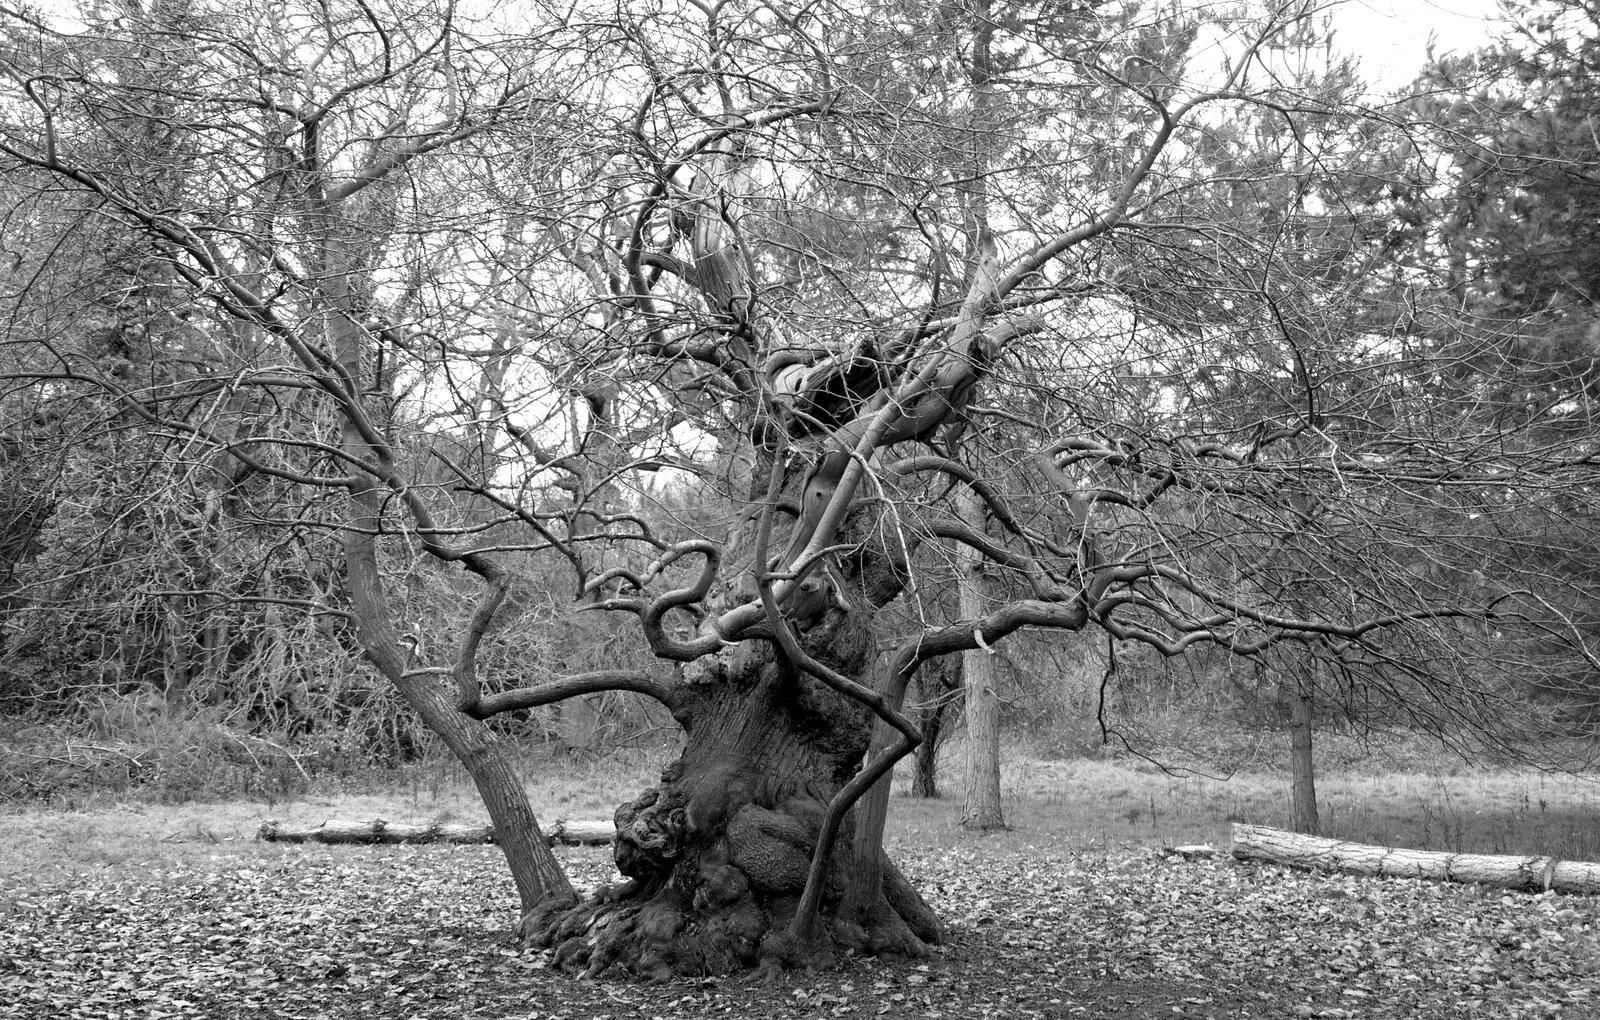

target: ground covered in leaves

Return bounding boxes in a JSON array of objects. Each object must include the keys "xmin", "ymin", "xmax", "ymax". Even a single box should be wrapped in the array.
[{"xmin": 3, "ymin": 836, "xmax": 1598, "ymax": 1019}]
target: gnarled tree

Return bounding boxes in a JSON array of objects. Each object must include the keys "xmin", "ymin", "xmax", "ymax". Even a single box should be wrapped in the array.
[{"xmin": 4, "ymin": 0, "xmax": 1598, "ymax": 982}]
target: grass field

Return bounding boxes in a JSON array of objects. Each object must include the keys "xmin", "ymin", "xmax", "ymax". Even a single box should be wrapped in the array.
[
  {"xmin": 934, "ymin": 754, "xmax": 1600, "ymax": 858},
  {"xmin": 5, "ymin": 737, "xmax": 1599, "ymax": 898}
]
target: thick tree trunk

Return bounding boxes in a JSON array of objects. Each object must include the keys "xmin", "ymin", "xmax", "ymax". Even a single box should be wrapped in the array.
[
  {"xmin": 528, "ymin": 602, "xmax": 940, "ymax": 979},
  {"xmin": 960, "ymin": 655, "xmax": 998, "ymax": 831},
  {"xmin": 1232, "ymin": 823, "xmax": 1600, "ymax": 893},
  {"xmin": 957, "ymin": 489, "xmax": 1004, "ymax": 831},
  {"xmin": 1288, "ymin": 679, "xmax": 1318, "ymax": 835},
  {"xmin": 959, "ymin": 655, "xmax": 1003, "ymax": 829}
]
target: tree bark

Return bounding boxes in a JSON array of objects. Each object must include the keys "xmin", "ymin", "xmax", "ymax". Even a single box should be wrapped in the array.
[
  {"xmin": 959, "ymin": 656, "xmax": 1003, "ymax": 829},
  {"xmin": 1231, "ymin": 823, "xmax": 1600, "ymax": 893},
  {"xmin": 257, "ymin": 817, "xmax": 615, "ymax": 846},
  {"xmin": 835, "ymin": 661, "xmax": 943, "ymax": 965},
  {"xmin": 957, "ymin": 490, "xmax": 1004, "ymax": 831},
  {"xmin": 1288, "ymin": 678, "xmax": 1318, "ymax": 835},
  {"xmin": 910, "ymin": 660, "xmax": 958, "ymax": 799},
  {"xmin": 527, "ymin": 582, "xmax": 939, "ymax": 979}
]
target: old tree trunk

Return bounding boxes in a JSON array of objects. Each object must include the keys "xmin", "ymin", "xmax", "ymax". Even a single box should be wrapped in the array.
[
  {"xmin": 526, "ymin": 504, "xmax": 941, "ymax": 979},
  {"xmin": 512, "ymin": 114, "xmax": 969, "ymax": 978}
]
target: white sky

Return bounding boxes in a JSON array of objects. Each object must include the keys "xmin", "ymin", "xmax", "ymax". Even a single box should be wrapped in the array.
[{"xmin": 1326, "ymin": 0, "xmax": 1509, "ymax": 88}]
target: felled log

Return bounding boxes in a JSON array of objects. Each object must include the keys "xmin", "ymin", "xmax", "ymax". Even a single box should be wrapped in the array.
[
  {"xmin": 1157, "ymin": 844, "xmax": 1219, "ymax": 861},
  {"xmin": 256, "ymin": 817, "xmax": 615, "ymax": 847},
  {"xmin": 1231, "ymin": 822, "xmax": 1600, "ymax": 894},
  {"xmin": 548, "ymin": 819, "xmax": 616, "ymax": 845}
]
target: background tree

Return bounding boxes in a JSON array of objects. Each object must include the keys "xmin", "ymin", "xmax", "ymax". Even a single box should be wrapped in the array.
[{"xmin": 1377, "ymin": 0, "xmax": 1600, "ymax": 736}]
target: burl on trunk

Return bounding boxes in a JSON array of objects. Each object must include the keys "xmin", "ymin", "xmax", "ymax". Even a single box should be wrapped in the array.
[{"xmin": 526, "ymin": 579, "xmax": 940, "ymax": 980}]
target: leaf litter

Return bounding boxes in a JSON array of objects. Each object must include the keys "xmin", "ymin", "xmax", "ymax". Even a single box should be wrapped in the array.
[{"xmin": 1, "ymin": 838, "xmax": 1597, "ymax": 1019}]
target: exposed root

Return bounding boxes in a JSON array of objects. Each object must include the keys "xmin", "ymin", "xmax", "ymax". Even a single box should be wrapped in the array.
[
  {"xmin": 527, "ymin": 851, "xmax": 945, "ymax": 980},
  {"xmin": 883, "ymin": 854, "xmax": 944, "ymax": 945},
  {"xmin": 527, "ymin": 866, "xmax": 938, "ymax": 981},
  {"xmin": 515, "ymin": 894, "xmax": 578, "ymax": 945}
]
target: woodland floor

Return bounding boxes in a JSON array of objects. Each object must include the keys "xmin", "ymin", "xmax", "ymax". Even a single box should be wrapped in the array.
[
  {"xmin": 5, "ymin": 748, "xmax": 1600, "ymax": 1018},
  {"xmin": 3, "ymin": 832, "xmax": 1600, "ymax": 1019}
]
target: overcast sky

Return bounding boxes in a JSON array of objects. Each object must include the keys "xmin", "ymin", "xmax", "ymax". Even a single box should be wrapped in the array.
[{"xmin": 1327, "ymin": 0, "xmax": 1509, "ymax": 88}]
